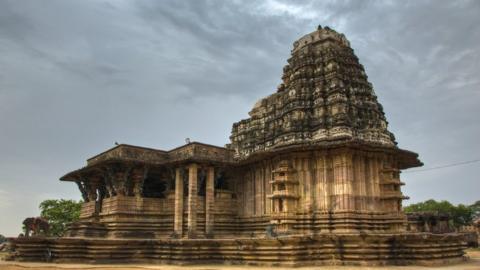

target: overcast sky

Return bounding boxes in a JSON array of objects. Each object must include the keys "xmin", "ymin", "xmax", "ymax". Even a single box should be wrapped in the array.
[{"xmin": 0, "ymin": 0, "xmax": 479, "ymax": 236}]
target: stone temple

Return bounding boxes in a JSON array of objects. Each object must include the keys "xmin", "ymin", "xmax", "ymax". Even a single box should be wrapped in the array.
[{"xmin": 9, "ymin": 26, "xmax": 466, "ymax": 266}]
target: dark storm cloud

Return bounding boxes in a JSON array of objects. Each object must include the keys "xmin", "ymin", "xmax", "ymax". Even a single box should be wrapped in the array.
[
  {"xmin": 133, "ymin": 0, "xmax": 301, "ymax": 99},
  {"xmin": 0, "ymin": 0, "xmax": 478, "ymax": 236}
]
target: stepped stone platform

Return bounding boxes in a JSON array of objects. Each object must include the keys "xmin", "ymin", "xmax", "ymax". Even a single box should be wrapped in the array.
[{"xmin": 8, "ymin": 234, "xmax": 466, "ymax": 266}]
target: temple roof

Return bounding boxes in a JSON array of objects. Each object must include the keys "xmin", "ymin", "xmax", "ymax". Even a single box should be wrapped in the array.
[
  {"xmin": 60, "ymin": 142, "xmax": 234, "ymax": 181},
  {"xmin": 228, "ymin": 26, "xmax": 419, "ymax": 166}
]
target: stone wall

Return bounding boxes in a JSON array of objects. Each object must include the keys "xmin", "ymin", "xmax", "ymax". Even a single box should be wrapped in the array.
[{"xmin": 235, "ymin": 147, "xmax": 407, "ymax": 233}]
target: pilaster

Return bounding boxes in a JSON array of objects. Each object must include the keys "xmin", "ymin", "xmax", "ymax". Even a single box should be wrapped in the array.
[
  {"xmin": 174, "ymin": 167, "xmax": 184, "ymax": 236},
  {"xmin": 205, "ymin": 166, "xmax": 215, "ymax": 237},
  {"xmin": 187, "ymin": 163, "xmax": 198, "ymax": 238}
]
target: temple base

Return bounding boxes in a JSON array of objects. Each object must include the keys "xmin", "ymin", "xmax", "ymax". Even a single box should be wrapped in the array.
[{"xmin": 7, "ymin": 233, "xmax": 467, "ymax": 266}]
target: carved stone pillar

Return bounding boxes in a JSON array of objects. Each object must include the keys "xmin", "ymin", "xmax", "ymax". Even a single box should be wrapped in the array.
[
  {"xmin": 187, "ymin": 163, "xmax": 198, "ymax": 238},
  {"xmin": 90, "ymin": 176, "xmax": 104, "ymax": 216},
  {"xmin": 76, "ymin": 181, "xmax": 89, "ymax": 202},
  {"xmin": 84, "ymin": 182, "xmax": 96, "ymax": 202},
  {"xmin": 174, "ymin": 167, "xmax": 184, "ymax": 236},
  {"xmin": 131, "ymin": 167, "xmax": 147, "ymax": 198},
  {"xmin": 205, "ymin": 166, "xmax": 215, "ymax": 236}
]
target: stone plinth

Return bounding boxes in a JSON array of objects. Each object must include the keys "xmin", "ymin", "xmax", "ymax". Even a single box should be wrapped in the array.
[{"xmin": 8, "ymin": 233, "xmax": 467, "ymax": 266}]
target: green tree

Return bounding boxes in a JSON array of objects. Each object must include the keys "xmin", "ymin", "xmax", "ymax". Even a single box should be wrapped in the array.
[
  {"xmin": 470, "ymin": 200, "xmax": 480, "ymax": 220},
  {"xmin": 39, "ymin": 199, "xmax": 82, "ymax": 237},
  {"xmin": 404, "ymin": 199, "xmax": 474, "ymax": 228},
  {"xmin": 452, "ymin": 203, "xmax": 474, "ymax": 226}
]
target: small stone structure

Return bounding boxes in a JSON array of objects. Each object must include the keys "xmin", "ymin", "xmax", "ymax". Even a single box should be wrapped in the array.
[
  {"xmin": 459, "ymin": 220, "xmax": 480, "ymax": 248},
  {"xmin": 22, "ymin": 217, "xmax": 50, "ymax": 237},
  {"xmin": 406, "ymin": 212, "xmax": 453, "ymax": 234},
  {"xmin": 8, "ymin": 26, "xmax": 467, "ymax": 266}
]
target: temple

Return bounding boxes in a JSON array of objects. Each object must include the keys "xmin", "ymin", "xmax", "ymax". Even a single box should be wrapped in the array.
[{"xmin": 8, "ymin": 26, "xmax": 466, "ymax": 266}]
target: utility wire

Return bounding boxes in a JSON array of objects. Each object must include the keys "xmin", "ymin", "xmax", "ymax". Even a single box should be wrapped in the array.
[{"xmin": 403, "ymin": 159, "xmax": 480, "ymax": 173}]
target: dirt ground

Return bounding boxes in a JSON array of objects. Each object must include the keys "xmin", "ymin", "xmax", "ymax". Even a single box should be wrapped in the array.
[{"xmin": 1, "ymin": 249, "xmax": 479, "ymax": 270}]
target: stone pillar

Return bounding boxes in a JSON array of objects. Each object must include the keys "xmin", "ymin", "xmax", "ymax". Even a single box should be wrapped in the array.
[
  {"xmin": 205, "ymin": 166, "xmax": 215, "ymax": 236},
  {"xmin": 76, "ymin": 181, "xmax": 89, "ymax": 202},
  {"xmin": 131, "ymin": 168, "xmax": 145, "ymax": 198},
  {"xmin": 355, "ymin": 155, "xmax": 367, "ymax": 211},
  {"xmin": 332, "ymin": 155, "xmax": 343, "ymax": 210},
  {"xmin": 315, "ymin": 154, "xmax": 329, "ymax": 211},
  {"xmin": 343, "ymin": 153, "xmax": 355, "ymax": 210},
  {"xmin": 370, "ymin": 155, "xmax": 380, "ymax": 210},
  {"xmin": 187, "ymin": 163, "xmax": 198, "ymax": 238},
  {"xmin": 304, "ymin": 158, "xmax": 313, "ymax": 213},
  {"xmin": 90, "ymin": 177, "xmax": 103, "ymax": 216},
  {"xmin": 174, "ymin": 167, "xmax": 184, "ymax": 236}
]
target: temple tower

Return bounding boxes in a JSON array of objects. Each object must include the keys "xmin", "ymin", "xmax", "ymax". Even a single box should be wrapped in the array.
[
  {"xmin": 229, "ymin": 25, "xmax": 422, "ymax": 234},
  {"xmin": 230, "ymin": 25, "xmax": 396, "ymax": 157}
]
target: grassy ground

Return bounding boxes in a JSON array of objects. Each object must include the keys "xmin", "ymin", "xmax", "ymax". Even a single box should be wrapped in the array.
[{"xmin": 0, "ymin": 249, "xmax": 479, "ymax": 270}]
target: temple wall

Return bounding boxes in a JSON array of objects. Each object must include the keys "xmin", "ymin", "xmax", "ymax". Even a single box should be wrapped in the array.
[
  {"xmin": 74, "ymin": 189, "xmax": 239, "ymax": 238},
  {"xmin": 235, "ymin": 148, "xmax": 407, "ymax": 233},
  {"xmin": 75, "ymin": 149, "xmax": 406, "ymax": 237},
  {"xmin": 101, "ymin": 195, "xmax": 174, "ymax": 216},
  {"xmin": 235, "ymin": 162, "xmax": 273, "ymax": 217}
]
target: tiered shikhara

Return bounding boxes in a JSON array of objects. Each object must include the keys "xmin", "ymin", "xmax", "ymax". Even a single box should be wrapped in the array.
[{"xmin": 9, "ymin": 26, "xmax": 466, "ymax": 266}]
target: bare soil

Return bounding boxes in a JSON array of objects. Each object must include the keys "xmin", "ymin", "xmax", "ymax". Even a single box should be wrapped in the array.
[{"xmin": 1, "ymin": 249, "xmax": 479, "ymax": 270}]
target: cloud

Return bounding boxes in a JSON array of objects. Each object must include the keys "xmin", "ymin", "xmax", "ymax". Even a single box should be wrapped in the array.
[
  {"xmin": 256, "ymin": 0, "xmax": 319, "ymax": 20},
  {"xmin": 0, "ymin": 189, "xmax": 13, "ymax": 209}
]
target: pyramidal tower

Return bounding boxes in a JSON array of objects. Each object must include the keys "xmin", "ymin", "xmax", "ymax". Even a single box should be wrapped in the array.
[{"xmin": 230, "ymin": 25, "xmax": 408, "ymax": 160}]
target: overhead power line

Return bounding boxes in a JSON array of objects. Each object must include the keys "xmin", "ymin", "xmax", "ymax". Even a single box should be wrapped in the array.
[{"xmin": 403, "ymin": 159, "xmax": 480, "ymax": 173}]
